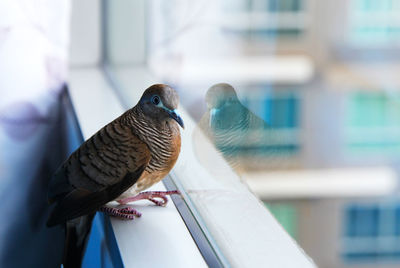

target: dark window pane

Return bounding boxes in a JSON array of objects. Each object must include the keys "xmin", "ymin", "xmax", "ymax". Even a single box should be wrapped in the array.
[
  {"xmin": 263, "ymin": 95, "xmax": 299, "ymax": 128},
  {"xmin": 344, "ymin": 205, "xmax": 379, "ymax": 237},
  {"xmin": 355, "ymin": 206, "xmax": 379, "ymax": 237},
  {"xmin": 345, "ymin": 206, "xmax": 358, "ymax": 237},
  {"xmin": 268, "ymin": 0, "xmax": 302, "ymax": 12},
  {"xmin": 395, "ymin": 206, "xmax": 400, "ymax": 236}
]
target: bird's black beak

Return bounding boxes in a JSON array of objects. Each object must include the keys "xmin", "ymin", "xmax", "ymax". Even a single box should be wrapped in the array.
[{"xmin": 168, "ymin": 109, "xmax": 184, "ymax": 129}]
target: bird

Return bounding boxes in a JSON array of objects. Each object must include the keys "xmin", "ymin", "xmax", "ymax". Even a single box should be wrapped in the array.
[
  {"xmin": 194, "ymin": 83, "xmax": 274, "ymax": 171},
  {"xmin": 46, "ymin": 84, "xmax": 184, "ymax": 267}
]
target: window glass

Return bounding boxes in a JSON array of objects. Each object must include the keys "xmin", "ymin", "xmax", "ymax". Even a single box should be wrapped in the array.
[
  {"xmin": 349, "ymin": 0, "xmax": 400, "ymax": 46},
  {"xmin": 343, "ymin": 203, "xmax": 400, "ymax": 262},
  {"xmin": 346, "ymin": 91, "xmax": 400, "ymax": 155},
  {"xmin": 104, "ymin": 0, "xmax": 400, "ymax": 266}
]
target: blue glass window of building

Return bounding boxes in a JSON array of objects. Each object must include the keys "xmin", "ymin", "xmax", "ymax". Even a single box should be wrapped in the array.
[
  {"xmin": 267, "ymin": 0, "xmax": 302, "ymax": 12},
  {"xmin": 263, "ymin": 95, "xmax": 299, "ymax": 128},
  {"xmin": 240, "ymin": 89, "xmax": 300, "ymax": 156},
  {"xmin": 221, "ymin": 0, "xmax": 305, "ymax": 38},
  {"xmin": 349, "ymin": 0, "xmax": 400, "ymax": 45},
  {"xmin": 342, "ymin": 203, "xmax": 400, "ymax": 262},
  {"xmin": 222, "ymin": 0, "xmax": 303, "ymax": 12},
  {"xmin": 345, "ymin": 205, "xmax": 379, "ymax": 237},
  {"xmin": 346, "ymin": 91, "xmax": 400, "ymax": 155}
]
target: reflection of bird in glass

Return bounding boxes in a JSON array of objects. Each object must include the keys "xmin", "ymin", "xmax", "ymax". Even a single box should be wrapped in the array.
[{"xmin": 195, "ymin": 83, "xmax": 272, "ymax": 172}]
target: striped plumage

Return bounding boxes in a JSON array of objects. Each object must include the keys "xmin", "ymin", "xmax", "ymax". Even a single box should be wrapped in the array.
[
  {"xmin": 47, "ymin": 84, "xmax": 183, "ymax": 268},
  {"xmin": 196, "ymin": 83, "xmax": 271, "ymax": 170},
  {"xmin": 204, "ymin": 105, "xmax": 265, "ymax": 160},
  {"xmin": 119, "ymin": 105, "xmax": 181, "ymax": 196}
]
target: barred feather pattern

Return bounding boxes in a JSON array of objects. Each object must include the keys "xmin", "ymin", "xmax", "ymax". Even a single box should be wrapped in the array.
[
  {"xmin": 50, "ymin": 104, "xmax": 180, "ymax": 202},
  {"xmin": 211, "ymin": 109, "xmax": 252, "ymax": 168},
  {"xmin": 62, "ymin": 113, "xmax": 150, "ymax": 192},
  {"xmin": 124, "ymin": 107, "xmax": 179, "ymax": 171},
  {"xmin": 120, "ymin": 106, "xmax": 181, "ymax": 193},
  {"xmin": 199, "ymin": 103, "xmax": 273, "ymax": 170}
]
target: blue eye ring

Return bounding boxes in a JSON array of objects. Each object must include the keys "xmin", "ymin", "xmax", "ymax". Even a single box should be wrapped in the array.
[{"xmin": 151, "ymin": 95, "xmax": 161, "ymax": 105}]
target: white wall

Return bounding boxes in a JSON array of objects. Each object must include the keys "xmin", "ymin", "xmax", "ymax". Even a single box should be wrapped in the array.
[{"xmin": 69, "ymin": 0, "xmax": 101, "ymax": 67}]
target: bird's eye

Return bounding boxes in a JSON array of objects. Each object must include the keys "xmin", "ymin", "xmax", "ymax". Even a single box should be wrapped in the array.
[{"xmin": 151, "ymin": 95, "xmax": 160, "ymax": 105}]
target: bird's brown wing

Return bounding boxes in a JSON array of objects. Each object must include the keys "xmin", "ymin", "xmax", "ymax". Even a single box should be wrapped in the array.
[{"xmin": 47, "ymin": 122, "xmax": 151, "ymax": 226}]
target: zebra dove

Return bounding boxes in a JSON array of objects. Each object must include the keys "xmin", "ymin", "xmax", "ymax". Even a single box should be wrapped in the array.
[
  {"xmin": 47, "ymin": 84, "xmax": 184, "ymax": 267},
  {"xmin": 195, "ymin": 83, "xmax": 271, "ymax": 171}
]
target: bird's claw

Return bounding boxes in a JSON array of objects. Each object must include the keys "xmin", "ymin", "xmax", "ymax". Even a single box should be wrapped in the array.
[
  {"xmin": 99, "ymin": 206, "xmax": 141, "ymax": 220},
  {"xmin": 119, "ymin": 206, "xmax": 142, "ymax": 217},
  {"xmin": 147, "ymin": 196, "xmax": 168, "ymax": 207},
  {"xmin": 101, "ymin": 190, "xmax": 181, "ymax": 220},
  {"xmin": 118, "ymin": 190, "xmax": 181, "ymax": 206}
]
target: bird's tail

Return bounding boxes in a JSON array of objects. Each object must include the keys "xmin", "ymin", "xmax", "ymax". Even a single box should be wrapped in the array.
[{"xmin": 63, "ymin": 213, "xmax": 95, "ymax": 268}]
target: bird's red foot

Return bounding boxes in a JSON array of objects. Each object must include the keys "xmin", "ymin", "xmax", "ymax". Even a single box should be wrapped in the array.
[
  {"xmin": 118, "ymin": 190, "xmax": 181, "ymax": 206},
  {"xmin": 99, "ymin": 206, "xmax": 142, "ymax": 220}
]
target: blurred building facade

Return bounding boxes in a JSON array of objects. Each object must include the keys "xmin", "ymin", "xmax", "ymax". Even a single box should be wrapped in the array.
[
  {"xmin": 101, "ymin": 0, "xmax": 400, "ymax": 267},
  {"xmin": 216, "ymin": 0, "xmax": 400, "ymax": 267}
]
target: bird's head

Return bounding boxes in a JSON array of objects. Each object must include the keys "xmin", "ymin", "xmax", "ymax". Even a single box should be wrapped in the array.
[
  {"xmin": 139, "ymin": 84, "xmax": 184, "ymax": 129},
  {"xmin": 205, "ymin": 83, "xmax": 239, "ymax": 110},
  {"xmin": 205, "ymin": 83, "xmax": 242, "ymax": 129}
]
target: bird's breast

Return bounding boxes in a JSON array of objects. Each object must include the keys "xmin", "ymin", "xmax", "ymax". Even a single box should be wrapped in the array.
[{"xmin": 118, "ymin": 129, "xmax": 181, "ymax": 199}]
